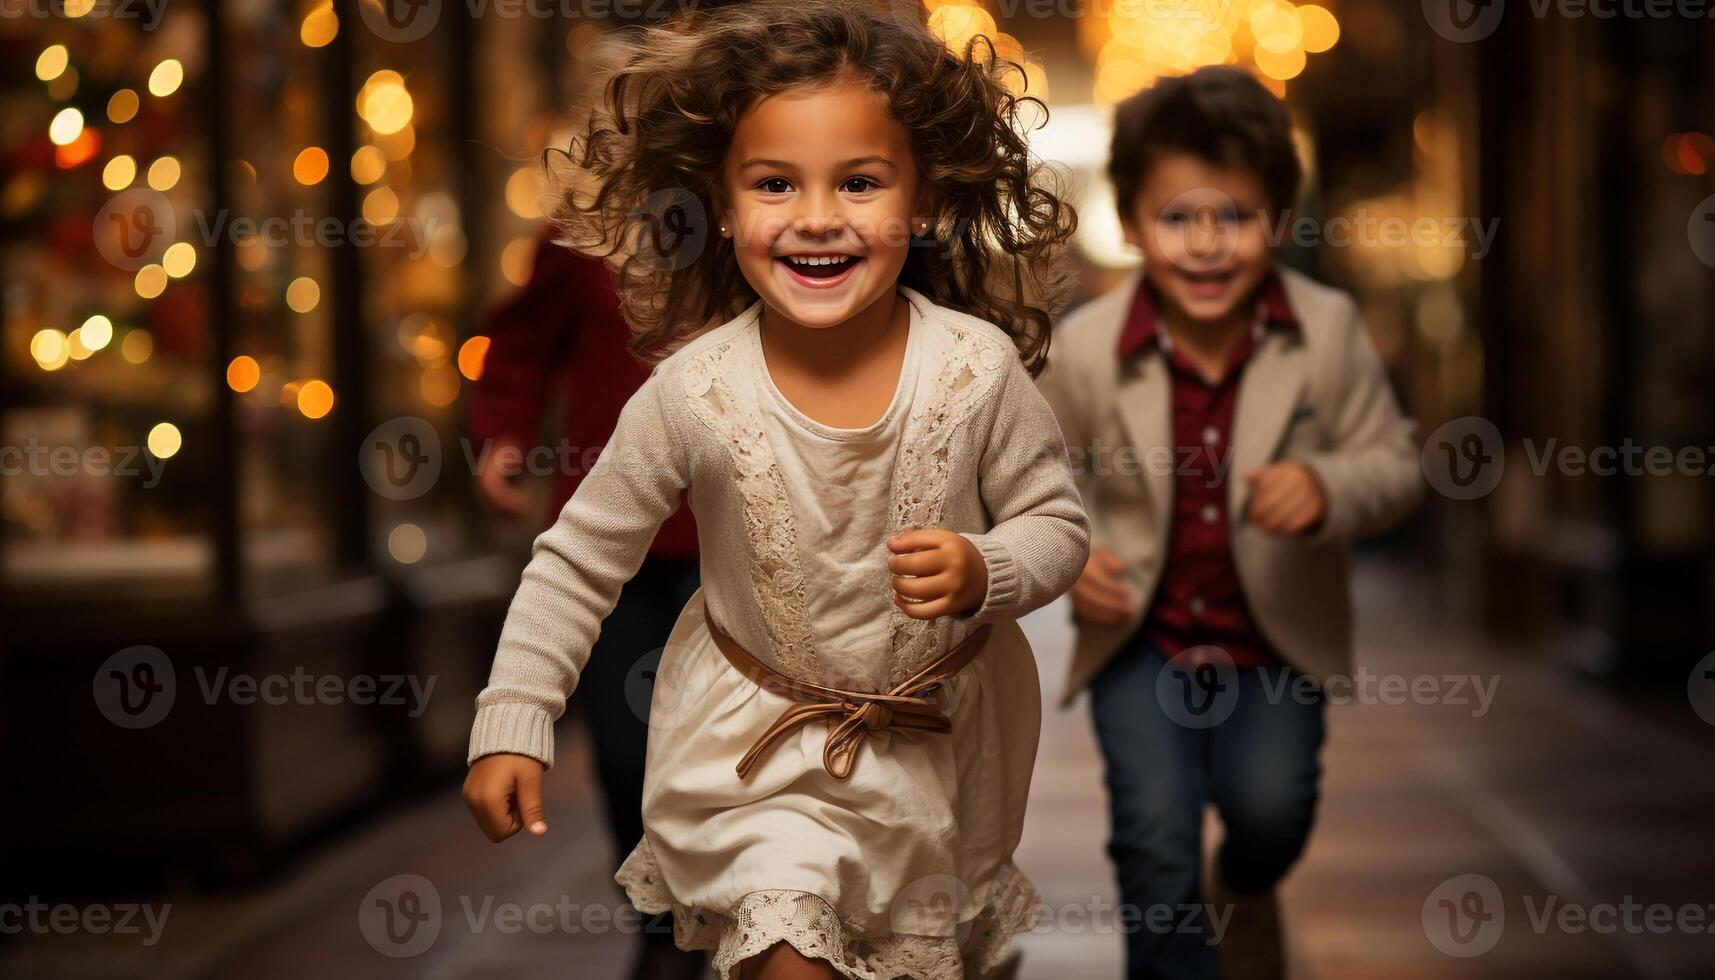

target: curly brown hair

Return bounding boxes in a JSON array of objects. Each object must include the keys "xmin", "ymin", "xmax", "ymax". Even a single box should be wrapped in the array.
[{"xmin": 546, "ymin": 0, "xmax": 1078, "ymax": 375}]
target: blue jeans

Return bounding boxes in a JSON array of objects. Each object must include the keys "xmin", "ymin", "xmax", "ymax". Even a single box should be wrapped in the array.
[{"xmin": 1088, "ymin": 634, "xmax": 1326, "ymax": 980}]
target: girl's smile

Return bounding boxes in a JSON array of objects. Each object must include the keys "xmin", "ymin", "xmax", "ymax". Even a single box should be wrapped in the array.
[{"xmin": 776, "ymin": 252, "xmax": 865, "ymax": 290}]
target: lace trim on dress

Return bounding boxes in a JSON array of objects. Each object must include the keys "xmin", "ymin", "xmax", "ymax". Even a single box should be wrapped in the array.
[
  {"xmin": 617, "ymin": 836, "xmax": 1041, "ymax": 980},
  {"xmin": 883, "ymin": 325, "xmax": 1011, "ymax": 683},
  {"xmin": 680, "ymin": 337, "xmax": 824, "ymax": 682}
]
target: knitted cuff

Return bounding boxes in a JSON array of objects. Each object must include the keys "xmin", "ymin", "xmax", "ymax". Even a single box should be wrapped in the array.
[
  {"xmin": 468, "ymin": 702, "xmax": 557, "ymax": 770},
  {"xmin": 958, "ymin": 531, "xmax": 1022, "ymax": 623}
]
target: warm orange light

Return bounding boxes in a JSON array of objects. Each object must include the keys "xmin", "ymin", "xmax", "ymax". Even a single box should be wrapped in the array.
[
  {"xmin": 108, "ymin": 89, "xmax": 140, "ymax": 124},
  {"xmin": 54, "ymin": 128, "xmax": 101, "ymax": 169},
  {"xmin": 227, "ymin": 355, "xmax": 261, "ymax": 392},
  {"xmin": 294, "ymin": 146, "xmax": 330, "ymax": 185},
  {"xmin": 421, "ymin": 364, "xmax": 460, "ymax": 407},
  {"xmin": 457, "ymin": 335, "xmax": 490, "ymax": 381},
  {"xmin": 297, "ymin": 379, "xmax": 335, "ymax": 419},
  {"xmin": 1678, "ymin": 133, "xmax": 1710, "ymax": 175},
  {"xmin": 301, "ymin": 3, "xmax": 338, "ymax": 47}
]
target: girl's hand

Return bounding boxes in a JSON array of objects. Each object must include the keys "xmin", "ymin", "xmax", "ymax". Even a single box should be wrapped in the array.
[
  {"xmin": 886, "ymin": 529, "xmax": 988, "ymax": 620},
  {"xmin": 463, "ymin": 753, "xmax": 548, "ymax": 842}
]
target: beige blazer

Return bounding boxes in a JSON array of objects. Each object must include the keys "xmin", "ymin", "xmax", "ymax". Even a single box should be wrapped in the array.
[{"xmin": 1037, "ymin": 266, "xmax": 1423, "ymax": 707}]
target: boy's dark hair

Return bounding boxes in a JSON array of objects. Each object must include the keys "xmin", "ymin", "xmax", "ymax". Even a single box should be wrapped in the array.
[{"xmin": 1107, "ymin": 67, "xmax": 1301, "ymax": 220}]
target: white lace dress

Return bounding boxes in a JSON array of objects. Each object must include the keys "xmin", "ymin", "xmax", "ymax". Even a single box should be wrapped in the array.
[{"xmin": 468, "ymin": 285, "xmax": 1091, "ymax": 980}]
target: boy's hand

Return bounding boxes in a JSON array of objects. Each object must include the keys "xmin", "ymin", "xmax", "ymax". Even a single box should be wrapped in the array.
[
  {"xmin": 1072, "ymin": 546, "xmax": 1134, "ymax": 626},
  {"xmin": 887, "ymin": 529, "xmax": 988, "ymax": 620},
  {"xmin": 474, "ymin": 438, "xmax": 531, "ymax": 517},
  {"xmin": 1242, "ymin": 461, "xmax": 1327, "ymax": 535},
  {"xmin": 463, "ymin": 753, "xmax": 548, "ymax": 842}
]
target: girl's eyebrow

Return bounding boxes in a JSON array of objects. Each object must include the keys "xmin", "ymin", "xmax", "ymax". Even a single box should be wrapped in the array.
[{"xmin": 737, "ymin": 156, "xmax": 899, "ymax": 174}]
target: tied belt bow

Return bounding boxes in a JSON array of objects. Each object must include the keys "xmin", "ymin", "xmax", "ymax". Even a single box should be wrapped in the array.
[{"xmin": 703, "ymin": 604, "xmax": 993, "ymax": 780}]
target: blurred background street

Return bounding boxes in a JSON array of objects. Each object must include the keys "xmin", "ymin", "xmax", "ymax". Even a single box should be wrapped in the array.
[{"xmin": 3, "ymin": 0, "xmax": 1714, "ymax": 976}]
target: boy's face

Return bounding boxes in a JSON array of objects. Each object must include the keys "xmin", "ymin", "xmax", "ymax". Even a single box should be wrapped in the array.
[
  {"xmin": 720, "ymin": 79, "xmax": 926, "ymax": 330},
  {"xmin": 1121, "ymin": 152, "xmax": 1274, "ymax": 328}
]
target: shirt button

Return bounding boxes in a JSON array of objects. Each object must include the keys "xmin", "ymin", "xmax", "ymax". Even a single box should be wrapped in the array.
[
  {"xmin": 1200, "ymin": 503, "xmax": 1219, "ymax": 525},
  {"xmin": 1201, "ymin": 425, "xmax": 1220, "ymax": 445},
  {"xmin": 1189, "ymin": 596, "xmax": 1206, "ymax": 616}
]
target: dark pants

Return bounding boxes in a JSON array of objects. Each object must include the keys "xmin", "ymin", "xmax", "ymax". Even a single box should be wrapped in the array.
[
  {"xmin": 1088, "ymin": 634, "xmax": 1326, "ymax": 980},
  {"xmin": 571, "ymin": 555, "xmax": 701, "ymax": 955}
]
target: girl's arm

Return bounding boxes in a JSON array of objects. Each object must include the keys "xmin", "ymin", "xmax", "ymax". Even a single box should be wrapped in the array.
[
  {"xmin": 467, "ymin": 366, "xmax": 689, "ymax": 770},
  {"xmin": 957, "ymin": 353, "xmax": 1093, "ymax": 624}
]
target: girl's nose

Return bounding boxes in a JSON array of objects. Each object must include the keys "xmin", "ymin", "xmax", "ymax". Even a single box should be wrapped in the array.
[{"xmin": 792, "ymin": 190, "xmax": 846, "ymax": 237}]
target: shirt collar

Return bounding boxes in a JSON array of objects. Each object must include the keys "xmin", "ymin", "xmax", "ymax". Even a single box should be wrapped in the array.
[{"xmin": 1115, "ymin": 267, "xmax": 1300, "ymax": 360}]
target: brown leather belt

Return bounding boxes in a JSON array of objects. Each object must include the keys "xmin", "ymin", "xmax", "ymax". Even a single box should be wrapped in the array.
[{"xmin": 703, "ymin": 603, "xmax": 993, "ymax": 780}]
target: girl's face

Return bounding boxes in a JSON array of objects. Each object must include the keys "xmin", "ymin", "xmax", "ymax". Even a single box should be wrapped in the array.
[{"xmin": 720, "ymin": 79, "xmax": 927, "ymax": 330}]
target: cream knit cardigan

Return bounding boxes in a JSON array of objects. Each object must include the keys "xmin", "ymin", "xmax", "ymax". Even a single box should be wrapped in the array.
[{"xmin": 468, "ymin": 285, "xmax": 1091, "ymax": 768}]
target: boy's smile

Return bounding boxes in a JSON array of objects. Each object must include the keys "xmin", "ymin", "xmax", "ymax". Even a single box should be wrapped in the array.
[{"xmin": 1123, "ymin": 153, "xmax": 1274, "ymax": 333}]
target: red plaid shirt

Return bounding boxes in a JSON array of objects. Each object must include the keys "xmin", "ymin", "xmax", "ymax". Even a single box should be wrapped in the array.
[{"xmin": 1115, "ymin": 272, "xmax": 1300, "ymax": 669}]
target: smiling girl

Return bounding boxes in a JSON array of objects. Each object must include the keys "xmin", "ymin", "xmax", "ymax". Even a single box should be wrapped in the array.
[{"xmin": 461, "ymin": 5, "xmax": 1086, "ymax": 978}]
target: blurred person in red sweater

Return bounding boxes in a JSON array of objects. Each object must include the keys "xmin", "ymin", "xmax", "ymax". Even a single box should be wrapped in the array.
[{"xmin": 467, "ymin": 227, "xmax": 706, "ymax": 980}]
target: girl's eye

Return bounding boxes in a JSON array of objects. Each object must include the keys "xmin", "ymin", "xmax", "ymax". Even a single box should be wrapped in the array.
[
  {"xmin": 759, "ymin": 177, "xmax": 791, "ymax": 194},
  {"xmin": 843, "ymin": 177, "xmax": 877, "ymax": 194}
]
